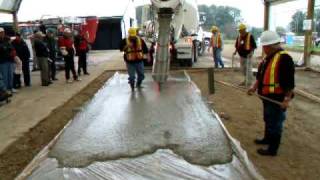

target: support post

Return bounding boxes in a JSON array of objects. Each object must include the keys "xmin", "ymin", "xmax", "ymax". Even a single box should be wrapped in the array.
[
  {"xmin": 264, "ymin": 1, "xmax": 270, "ymax": 31},
  {"xmin": 208, "ymin": 68, "xmax": 215, "ymax": 94},
  {"xmin": 304, "ymin": 0, "xmax": 315, "ymax": 69}
]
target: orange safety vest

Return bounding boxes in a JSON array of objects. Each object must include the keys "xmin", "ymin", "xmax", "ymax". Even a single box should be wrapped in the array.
[
  {"xmin": 237, "ymin": 32, "xmax": 251, "ymax": 50},
  {"xmin": 211, "ymin": 33, "xmax": 222, "ymax": 48},
  {"xmin": 125, "ymin": 37, "xmax": 144, "ymax": 61},
  {"xmin": 261, "ymin": 51, "xmax": 288, "ymax": 95}
]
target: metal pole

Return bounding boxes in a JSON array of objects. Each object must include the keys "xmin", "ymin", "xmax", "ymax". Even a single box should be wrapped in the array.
[
  {"xmin": 208, "ymin": 67, "xmax": 215, "ymax": 94},
  {"xmin": 152, "ymin": 9, "xmax": 173, "ymax": 83},
  {"xmin": 264, "ymin": 1, "xmax": 270, "ymax": 31},
  {"xmin": 304, "ymin": 0, "xmax": 315, "ymax": 69}
]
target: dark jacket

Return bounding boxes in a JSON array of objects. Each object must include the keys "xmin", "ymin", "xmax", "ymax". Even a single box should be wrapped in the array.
[
  {"xmin": 74, "ymin": 34, "xmax": 89, "ymax": 55},
  {"xmin": 256, "ymin": 48, "xmax": 295, "ymax": 102},
  {"xmin": 119, "ymin": 37, "xmax": 148, "ymax": 63},
  {"xmin": 44, "ymin": 35, "xmax": 57, "ymax": 58},
  {"xmin": 12, "ymin": 38, "xmax": 31, "ymax": 62},
  {"xmin": 235, "ymin": 33, "xmax": 257, "ymax": 58},
  {"xmin": 0, "ymin": 36, "xmax": 15, "ymax": 63},
  {"xmin": 34, "ymin": 39, "xmax": 49, "ymax": 58}
]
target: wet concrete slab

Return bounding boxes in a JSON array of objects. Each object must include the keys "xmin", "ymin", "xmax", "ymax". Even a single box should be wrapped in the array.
[
  {"xmin": 48, "ymin": 72, "xmax": 233, "ymax": 168},
  {"xmin": 23, "ymin": 72, "xmax": 264, "ymax": 180}
]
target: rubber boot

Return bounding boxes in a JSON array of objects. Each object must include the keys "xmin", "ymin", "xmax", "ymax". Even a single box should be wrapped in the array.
[
  {"xmin": 130, "ymin": 83, "xmax": 135, "ymax": 91},
  {"xmin": 257, "ymin": 135, "xmax": 280, "ymax": 156},
  {"xmin": 254, "ymin": 129, "xmax": 270, "ymax": 145},
  {"xmin": 136, "ymin": 80, "xmax": 142, "ymax": 89}
]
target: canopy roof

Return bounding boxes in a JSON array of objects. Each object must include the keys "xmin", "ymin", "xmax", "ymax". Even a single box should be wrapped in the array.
[
  {"xmin": 0, "ymin": 0, "xmax": 22, "ymax": 13},
  {"xmin": 0, "ymin": 0, "xmax": 299, "ymax": 14}
]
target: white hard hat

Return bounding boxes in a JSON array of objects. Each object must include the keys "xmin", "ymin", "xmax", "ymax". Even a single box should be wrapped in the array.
[
  {"xmin": 260, "ymin": 30, "xmax": 281, "ymax": 46},
  {"xmin": 64, "ymin": 28, "xmax": 71, "ymax": 33},
  {"xmin": 0, "ymin": 27, "xmax": 4, "ymax": 32}
]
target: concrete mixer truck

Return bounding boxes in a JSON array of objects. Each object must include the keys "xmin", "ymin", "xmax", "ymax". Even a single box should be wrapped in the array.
[{"xmin": 141, "ymin": 0, "xmax": 203, "ymax": 83}]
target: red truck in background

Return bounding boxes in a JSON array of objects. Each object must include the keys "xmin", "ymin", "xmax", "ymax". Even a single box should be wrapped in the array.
[{"xmin": 80, "ymin": 17, "xmax": 99, "ymax": 44}]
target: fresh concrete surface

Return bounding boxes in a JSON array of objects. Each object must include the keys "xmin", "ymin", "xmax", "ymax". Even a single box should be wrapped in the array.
[{"xmin": 49, "ymin": 73, "xmax": 233, "ymax": 167}]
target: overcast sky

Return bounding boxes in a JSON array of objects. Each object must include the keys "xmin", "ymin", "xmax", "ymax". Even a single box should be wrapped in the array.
[{"xmin": 0, "ymin": 0, "xmax": 311, "ymax": 29}]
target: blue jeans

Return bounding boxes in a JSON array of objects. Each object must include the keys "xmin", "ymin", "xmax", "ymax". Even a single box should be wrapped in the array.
[
  {"xmin": 263, "ymin": 100, "xmax": 286, "ymax": 137},
  {"xmin": 126, "ymin": 62, "xmax": 145, "ymax": 84},
  {"xmin": 213, "ymin": 48, "xmax": 224, "ymax": 68},
  {"xmin": 0, "ymin": 62, "xmax": 14, "ymax": 91},
  {"xmin": 0, "ymin": 73, "xmax": 6, "ymax": 92}
]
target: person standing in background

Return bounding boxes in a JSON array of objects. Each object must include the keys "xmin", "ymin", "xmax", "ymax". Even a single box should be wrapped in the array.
[
  {"xmin": 0, "ymin": 27, "xmax": 16, "ymax": 94},
  {"xmin": 12, "ymin": 33, "xmax": 31, "ymax": 86},
  {"xmin": 233, "ymin": 23, "xmax": 257, "ymax": 87},
  {"xmin": 34, "ymin": 31, "xmax": 51, "ymax": 86},
  {"xmin": 58, "ymin": 28, "xmax": 80, "ymax": 83},
  {"xmin": 75, "ymin": 32, "xmax": 90, "ymax": 76},
  {"xmin": 208, "ymin": 26, "xmax": 224, "ymax": 68},
  {"xmin": 44, "ymin": 29, "xmax": 58, "ymax": 81}
]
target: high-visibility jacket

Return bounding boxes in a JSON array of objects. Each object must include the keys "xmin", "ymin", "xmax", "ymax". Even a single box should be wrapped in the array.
[
  {"xmin": 211, "ymin": 33, "xmax": 222, "ymax": 48},
  {"xmin": 236, "ymin": 32, "xmax": 251, "ymax": 51},
  {"xmin": 261, "ymin": 50, "xmax": 288, "ymax": 95},
  {"xmin": 125, "ymin": 37, "xmax": 144, "ymax": 61}
]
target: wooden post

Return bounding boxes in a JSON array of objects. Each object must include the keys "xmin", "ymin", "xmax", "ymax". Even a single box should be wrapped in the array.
[
  {"xmin": 208, "ymin": 67, "xmax": 215, "ymax": 94},
  {"xmin": 304, "ymin": 0, "xmax": 315, "ymax": 69},
  {"xmin": 264, "ymin": 1, "xmax": 270, "ymax": 31}
]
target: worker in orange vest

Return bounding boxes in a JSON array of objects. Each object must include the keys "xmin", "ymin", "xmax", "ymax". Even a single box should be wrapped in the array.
[
  {"xmin": 208, "ymin": 26, "xmax": 224, "ymax": 68},
  {"xmin": 233, "ymin": 23, "xmax": 257, "ymax": 87},
  {"xmin": 120, "ymin": 27, "xmax": 148, "ymax": 91},
  {"xmin": 248, "ymin": 31, "xmax": 295, "ymax": 156}
]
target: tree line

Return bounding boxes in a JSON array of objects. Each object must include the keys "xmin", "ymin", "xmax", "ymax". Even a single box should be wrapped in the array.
[{"xmin": 136, "ymin": 4, "xmax": 266, "ymax": 40}]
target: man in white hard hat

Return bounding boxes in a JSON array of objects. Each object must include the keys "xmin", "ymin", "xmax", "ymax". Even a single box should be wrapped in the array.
[
  {"xmin": 233, "ymin": 23, "xmax": 257, "ymax": 87},
  {"xmin": 248, "ymin": 31, "xmax": 295, "ymax": 156}
]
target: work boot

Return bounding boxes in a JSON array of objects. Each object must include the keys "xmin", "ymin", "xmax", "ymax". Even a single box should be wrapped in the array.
[
  {"xmin": 130, "ymin": 83, "xmax": 135, "ymax": 91},
  {"xmin": 254, "ymin": 138, "xmax": 269, "ymax": 145},
  {"xmin": 257, "ymin": 134, "xmax": 281, "ymax": 156},
  {"xmin": 254, "ymin": 129, "xmax": 270, "ymax": 145},
  {"xmin": 257, "ymin": 148, "xmax": 277, "ymax": 156},
  {"xmin": 136, "ymin": 81, "xmax": 143, "ymax": 89}
]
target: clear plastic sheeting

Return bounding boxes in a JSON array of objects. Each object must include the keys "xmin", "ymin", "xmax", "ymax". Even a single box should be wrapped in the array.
[
  {"xmin": 0, "ymin": 0, "xmax": 21, "ymax": 12},
  {"xmin": 28, "ymin": 150, "xmax": 256, "ymax": 180},
  {"xmin": 19, "ymin": 72, "xmax": 263, "ymax": 180}
]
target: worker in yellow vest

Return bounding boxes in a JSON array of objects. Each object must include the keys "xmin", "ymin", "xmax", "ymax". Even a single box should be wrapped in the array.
[
  {"xmin": 208, "ymin": 26, "xmax": 224, "ymax": 68},
  {"xmin": 120, "ymin": 27, "xmax": 149, "ymax": 91},
  {"xmin": 233, "ymin": 23, "xmax": 257, "ymax": 87},
  {"xmin": 248, "ymin": 31, "xmax": 295, "ymax": 156}
]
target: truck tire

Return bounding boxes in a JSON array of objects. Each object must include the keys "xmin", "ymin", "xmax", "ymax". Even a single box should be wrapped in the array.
[
  {"xmin": 186, "ymin": 45, "xmax": 195, "ymax": 67},
  {"xmin": 193, "ymin": 40, "xmax": 198, "ymax": 63}
]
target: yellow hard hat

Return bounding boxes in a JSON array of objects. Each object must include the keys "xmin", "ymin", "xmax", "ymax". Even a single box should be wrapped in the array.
[
  {"xmin": 128, "ymin": 27, "xmax": 137, "ymax": 37},
  {"xmin": 238, "ymin": 23, "xmax": 246, "ymax": 31},
  {"xmin": 211, "ymin": 26, "xmax": 218, "ymax": 32}
]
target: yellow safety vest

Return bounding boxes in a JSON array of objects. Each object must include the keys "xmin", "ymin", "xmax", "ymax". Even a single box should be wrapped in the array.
[
  {"xmin": 262, "ymin": 51, "xmax": 288, "ymax": 95},
  {"xmin": 211, "ymin": 33, "xmax": 222, "ymax": 48},
  {"xmin": 237, "ymin": 33, "xmax": 251, "ymax": 50},
  {"xmin": 125, "ymin": 37, "xmax": 144, "ymax": 61}
]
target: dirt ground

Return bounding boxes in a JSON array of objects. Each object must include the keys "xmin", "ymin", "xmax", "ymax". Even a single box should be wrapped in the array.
[{"xmin": 189, "ymin": 70, "xmax": 320, "ymax": 180}]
